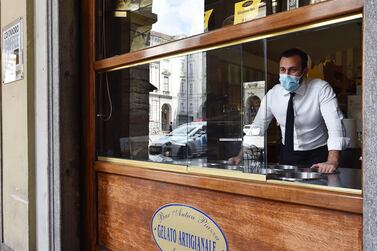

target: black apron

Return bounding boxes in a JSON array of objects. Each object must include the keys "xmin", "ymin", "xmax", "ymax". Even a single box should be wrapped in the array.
[{"xmin": 279, "ymin": 144, "xmax": 328, "ymax": 167}]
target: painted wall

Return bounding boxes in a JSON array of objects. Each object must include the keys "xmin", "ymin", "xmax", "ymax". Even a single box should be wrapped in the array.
[
  {"xmin": 363, "ymin": 1, "xmax": 377, "ymax": 250},
  {"xmin": 1, "ymin": 0, "xmax": 35, "ymax": 249}
]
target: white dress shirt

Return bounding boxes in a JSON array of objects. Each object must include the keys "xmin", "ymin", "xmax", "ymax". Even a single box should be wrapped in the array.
[{"xmin": 248, "ymin": 78, "xmax": 349, "ymax": 151}]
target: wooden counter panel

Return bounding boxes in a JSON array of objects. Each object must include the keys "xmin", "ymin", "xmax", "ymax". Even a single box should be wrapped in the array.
[
  {"xmin": 95, "ymin": 161, "xmax": 362, "ymax": 214},
  {"xmin": 97, "ymin": 172, "xmax": 362, "ymax": 251}
]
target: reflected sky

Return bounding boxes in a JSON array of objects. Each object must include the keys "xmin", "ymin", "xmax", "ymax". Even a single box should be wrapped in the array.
[{"xmin": 152, "ymin": 0, "xmax": 204, "ymax": 37}]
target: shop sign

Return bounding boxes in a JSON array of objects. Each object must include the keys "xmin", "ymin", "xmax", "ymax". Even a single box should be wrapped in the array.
[
  {"xmin": 234, "ymin": 0, "xmax": 261, "ymax": 25},
  {"xmin": 151, "ymin": 204, "xmax": 228, "ymax": 251},
  {"xmin": 2, "ymin": 18, "xmax": 24, "ymax": 84}
]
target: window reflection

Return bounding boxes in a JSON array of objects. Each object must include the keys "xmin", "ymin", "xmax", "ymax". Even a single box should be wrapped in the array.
[
  {"xmin": 96, "ymin": 0, "xmax": 327, "ymax": 59},
  {"xmin": 96, "ymin": 0, "xmax": 205, "ymax": 58}
]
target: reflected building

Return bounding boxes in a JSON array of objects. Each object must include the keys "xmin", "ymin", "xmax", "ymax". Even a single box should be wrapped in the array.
[{"xmin": 149, "ymin": 31, "xmax": 206, "ymax": 134}]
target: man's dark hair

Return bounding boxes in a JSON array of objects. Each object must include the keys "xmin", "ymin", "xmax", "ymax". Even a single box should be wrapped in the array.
[{"xmin": 279, "ymin": 48, "xmax": 308, "ymax": 69}]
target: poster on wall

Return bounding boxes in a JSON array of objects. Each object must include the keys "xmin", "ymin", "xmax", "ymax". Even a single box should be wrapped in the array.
[{"xmin": 2, "ymin": 17, "xmax": 24, "ymax": 84}]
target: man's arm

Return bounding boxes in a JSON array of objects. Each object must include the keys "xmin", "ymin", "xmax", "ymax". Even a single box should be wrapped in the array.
[
  {"xmin": 311, "ymin": 150, "xmax": 339, "ymax": 173},
  {"xmin": 228, "ymin": 149, "xmax": 243, "ymax": 165},
  {"xmin": 312, "ymin": 82, "xmax": 349, "ymax": 173},
  {"xmin": 228, "ymin": 92, "xmax": 274, "ymax": 165}
]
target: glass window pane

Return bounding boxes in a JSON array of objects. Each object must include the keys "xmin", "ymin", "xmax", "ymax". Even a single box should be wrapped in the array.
[
  {"xmin": 96, "ymin": 55, "xmax": 192, "ymax": 167},
  {"xmin": 161, "ymin": 43, "xmax": 270, "ymax": 172},
  {"xmin": 95, "ymin": 0, "xmax": 325, "ymax": 59},
  {"xmin": 264, "ymin": 18, "xmax": 362, "ymax": 189},
  {"xmin": 95, "ymin": 0, "xmax": 206, "ymax": 59},
  {"xmin": 95, "ymin": 17, "xmax": 362, "ymax": 191}
]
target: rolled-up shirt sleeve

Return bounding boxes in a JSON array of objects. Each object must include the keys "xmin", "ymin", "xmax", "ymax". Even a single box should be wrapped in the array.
[{"xmin": 319, "ymin": 83, "xmax": 350, "ymax": 150}]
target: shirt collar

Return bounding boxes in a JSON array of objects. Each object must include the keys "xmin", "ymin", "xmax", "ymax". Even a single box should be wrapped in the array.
[{"xmin": 282, "ymin": 78, "xmax": 307, "ymax": 96}]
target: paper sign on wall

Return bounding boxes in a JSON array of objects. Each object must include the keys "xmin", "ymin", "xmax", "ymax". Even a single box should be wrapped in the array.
[{"xmin": 2, "ymin": 18, "xmax": 24, "ymax": 84}]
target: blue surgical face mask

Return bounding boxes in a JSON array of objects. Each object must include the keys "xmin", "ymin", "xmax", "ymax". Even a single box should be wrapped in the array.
[{"xmin": 279, "ymin": 74, "xmax": 303, "ymax": 92}]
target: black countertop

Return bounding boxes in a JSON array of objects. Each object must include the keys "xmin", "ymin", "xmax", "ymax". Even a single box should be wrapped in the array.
[
  {"xmin": 266, "ymin": 167, "xmax": 362, "ymax": 190},
  {"xmin": 297, "ymin": 167, "xmax": 361, "ymax": 190},
  {"xmin": 158, "ymin": 157, "xmax": 362, "ymax": 191}
]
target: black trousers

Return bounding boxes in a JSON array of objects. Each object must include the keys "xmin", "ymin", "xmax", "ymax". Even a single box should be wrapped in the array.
[{"xmin": 279, "ymin": 144, "xmax": 328, "ymax": 167}]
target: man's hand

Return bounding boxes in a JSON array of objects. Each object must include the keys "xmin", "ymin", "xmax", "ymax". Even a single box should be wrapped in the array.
[
  {"xmin": 310, "ymin": 162, "xmax": 338, "ymax": 173},
  {"xmin": 311, "ymin": 150, "xmax": 340, "ymax": 173},
  {"xmin": 228, "ymin": 156, "xmax": 242, "ymax": 165}
]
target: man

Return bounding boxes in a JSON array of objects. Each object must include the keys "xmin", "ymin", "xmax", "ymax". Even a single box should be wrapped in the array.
[
  {"xmin": 229, "ymin": 48, "xmax": 349, "ymax": 173},
  {"xmin": 169, "ymin": 122, "xmax": 173, "ymax": 133}
]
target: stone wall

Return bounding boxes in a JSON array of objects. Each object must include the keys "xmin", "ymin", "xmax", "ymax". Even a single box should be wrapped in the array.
[{"xmin": 363, "ymin": 1, "xmax": 377, "ymax": 250}]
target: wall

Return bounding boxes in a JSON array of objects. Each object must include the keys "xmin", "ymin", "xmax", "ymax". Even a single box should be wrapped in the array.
[
  {"xmin": 34, "ymin": 0, "xmax": 82, "ymax": 249},
  {"xmin": 363, "ymin": 1, "xmax": 377, "ymax": 250},
  {"xmin": 1, "ymin": 0, "xmax": 82, "ymax": 249},
  {"xmin": 1, "ymin": 0, "xmax": 35, "ymax": 250}
]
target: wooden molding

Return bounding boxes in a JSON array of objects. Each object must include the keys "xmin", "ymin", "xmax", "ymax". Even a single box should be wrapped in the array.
[
  {"xmin": 95, "ymin": 161, "xmax": 362, "ymax": 214},
  {"xmin": 82, "ymin": 0, "xmax": 97, "ymax": 249}
]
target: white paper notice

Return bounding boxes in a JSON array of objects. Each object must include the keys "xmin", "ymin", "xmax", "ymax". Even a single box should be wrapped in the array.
[
  {"xmin": 3, "ymin": 54, "xmax": 16, "ymax": 83},
  {"xmin": 2, "ymin": 18, "xmax": 23, "ymax": 84}
]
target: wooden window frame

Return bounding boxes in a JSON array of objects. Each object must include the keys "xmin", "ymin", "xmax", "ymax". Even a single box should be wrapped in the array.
[{"xmin": 82, "ymin": 0, "xmax": 364, "ymax": 250}]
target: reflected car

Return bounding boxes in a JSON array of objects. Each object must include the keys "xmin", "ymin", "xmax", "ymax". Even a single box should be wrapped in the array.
[{"xmin": 149, "ymin": 122, "xmax": 207, "ymax": 159}]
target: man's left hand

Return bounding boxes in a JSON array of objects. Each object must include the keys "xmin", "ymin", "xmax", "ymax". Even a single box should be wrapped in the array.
[{"xmin": 311, "ymin": 162, "xmax": 338, "ymax": 173}]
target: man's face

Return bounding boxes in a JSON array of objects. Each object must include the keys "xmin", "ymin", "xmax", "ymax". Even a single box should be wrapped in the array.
[{"xmin": 279, "ymin": 55, "xmax": 306, "ymax": 77}]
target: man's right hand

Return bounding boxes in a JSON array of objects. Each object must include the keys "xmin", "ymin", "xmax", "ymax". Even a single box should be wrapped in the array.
[{"xmin": 228, "ymin": 156, "xmax": 242, "ymax": 165}]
